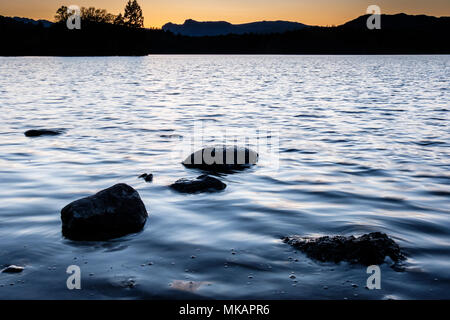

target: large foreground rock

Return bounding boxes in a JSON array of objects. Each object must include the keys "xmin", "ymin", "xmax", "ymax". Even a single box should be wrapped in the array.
[
  {"xmin": 283, "ymin": 232, "xmax": 405, "ymax": 266},
  {"xmin": 182, "ymin": 146, "xmax": 258, "ymax": 172},
  {"xmin": 170, "ymin": 175, "xmax": 226, "ymax": 193},
  {"xmin": 61, "ymin": 184, "xmax": 148, "ymax": 240}
]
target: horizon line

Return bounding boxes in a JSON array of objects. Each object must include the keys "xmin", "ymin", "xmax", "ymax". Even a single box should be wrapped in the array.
[{"xmin": 2, "ymin": 11, "xmax": 450, "ymax": 29}]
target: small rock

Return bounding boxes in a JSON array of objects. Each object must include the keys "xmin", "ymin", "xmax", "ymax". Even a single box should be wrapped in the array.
[
  {"xmin": 352, "ymin": 284, "xmax": 358, "ymax": 288},
  {"xmin": 182, "ymin": 146, "xmax": 258, "ymax": 172},
  {"xmin": 61, "ymin": 183, "xmax": 148, "ymax": 240},
  {"xmin": 121, "ymin": 278, "xmax": 136, "ymax": 288},
  {"xmin": 170, "ymin": 175, "xmax": 226, "ymax": 194},
  {"xmin": 289, "ymin": 274, "xmax": 296, "ymax": 279},
  {"xmin": 24, "ymin": 129, "xmax": 64, "ymax": 137},
  {"xmin": 1, "ymin": 265, "xmax": 24, "ymax": 274},
  {"xmin": 139, "ymin": 173, "xmax": 153, "ymax": 182},
  {"xmin": 283, "ymin": 232, "xmax": 405, "ymax": 266}
]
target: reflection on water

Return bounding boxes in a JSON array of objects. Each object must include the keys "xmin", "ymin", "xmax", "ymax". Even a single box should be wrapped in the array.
[{"xmin": 0, "ymin": 55, "xmax": 449, "ymax": 299}]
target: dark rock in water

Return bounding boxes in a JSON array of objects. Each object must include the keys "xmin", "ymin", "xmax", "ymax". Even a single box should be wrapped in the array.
[
  {"xmin": 283, "ymin": 232, "xmax": 405, "ymax": 266},
  {"xmin": 1, "ymin": 265, "xmax": 24, "ymax": 273},
  {"xmin": 182, "ymin": 146, "xmax": 258, "ymax": 172},
  {"xmin": 61, "ymin": 184, "xmax": 148, "ymax": 240},
  {"xmin": 24, "ymin": 129, "xmax": 64, "ymax": 137},
  {"xmin": 170, "ymin": 175, "xmax": 226, "ymax": 193},
  {"xmin": 139, "ymin": 173, "xmax": 153, "ymax": 182}
]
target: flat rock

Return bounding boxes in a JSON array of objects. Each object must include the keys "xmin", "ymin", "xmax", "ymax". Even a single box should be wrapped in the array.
[
  {"xmin": 170, "ymin": 175, "xmax": 226, "ymax": 193},
  {"xmin": 1, "ymin": 265, "xmax": 24, "ymax": 273},
  {"xmin": 182, "ymin": 146, "xmax": 258, "ymax": 172},
  {"xmin": 61, "ymin": 183, "xmax": 148, "ymax": 240},
  {"xmin": 283, "ymin": 232, "xmax": 405, "ymax": 266},
  {"xmin": 24, "ymin": 129, "xmax": 64, "ymax": 137}
]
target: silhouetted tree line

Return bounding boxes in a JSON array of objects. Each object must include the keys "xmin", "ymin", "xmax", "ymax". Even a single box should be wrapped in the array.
[
  {"xmin": 0, "ymin": 13, "xmax": 448, "ymax": 56},
  {"xmin": 55, "ymin": 0, "xmax": 144, "ymax": 27}
]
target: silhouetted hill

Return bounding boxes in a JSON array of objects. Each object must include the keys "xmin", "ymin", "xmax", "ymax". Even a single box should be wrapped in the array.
[
  {"xmin": 163, "ymin": 19, "xmax": 308, "ymax": 36},
  {"xmin": 340, "ymin": 13, "xmax": 450, "ymax": 30},
  {"xmin": 0, "ymin": 13, "xmax": 449, "ymax": 55}
]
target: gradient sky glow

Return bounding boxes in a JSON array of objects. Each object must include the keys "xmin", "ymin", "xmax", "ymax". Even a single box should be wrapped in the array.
[{"xmin": 0, "ymin": 0, "xmax": 449, "ymax": 28}]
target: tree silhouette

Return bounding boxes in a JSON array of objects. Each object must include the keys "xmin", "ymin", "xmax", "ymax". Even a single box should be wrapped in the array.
[
  {"xmin": 54, "ymin": 2, "xmax": 144, "ymax": 27},
  {"xmin": 124, "ymin": 0, "xmax": 144, "ymax": 28},
  {"xmin": 54, "ymin": 5, "xmax": 115, "ymax": 24},
  {"xmin": 81, "ymin": 7, "xmax": 115, "ymax": 24},
  {"xmin": 114, "ymin": 13, "xmax": 125, "ymax": 26},
  {"xmin": 55, "ymin": 6, "xmax": 69, "ymax": 23}
]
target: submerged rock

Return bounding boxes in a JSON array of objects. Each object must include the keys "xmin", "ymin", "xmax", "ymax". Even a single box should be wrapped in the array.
[
  {"xmin": 283, "ymin": 232, "xmax": 405, "ymax": 266},
  {"xmin": 182, "ymin": 146, "xmax": 258, "ymax": 172},
  {"xmin": 1, "ymin": 265, "xmax": 24, "ymax": 273},
  {"xmin": 24, "ymin": 129, "xmax": 64, "ymax": 137},
  {"xmin": 139, "ymin": 173, "xmax": 153, "ymax": 182},
  {"xmin": 120, "ymin": 278, "xmax": 136, "ymax": 288},
  {"xmin": 170, "ymin": 280, "xmax": 211, "ymax": 292},
  {"xmin": 61, "ymin": 183, "xmax": 148, "ymax": 240},
  {"xmin": 170, "ymin": 175, "xmax": 226, "ymax": 193}
]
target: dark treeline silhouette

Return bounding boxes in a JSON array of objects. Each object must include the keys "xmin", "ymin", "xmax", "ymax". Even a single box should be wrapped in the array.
[
  {"xmin": 54, "ymin": 0, "xmax": 144, "ymax": 27},
  {"xmin": 0, "ymin": 13, "xmax": 449, "ymax": 56}
]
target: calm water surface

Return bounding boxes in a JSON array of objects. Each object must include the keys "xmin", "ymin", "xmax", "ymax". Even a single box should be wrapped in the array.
[{"xmin": 0, "ymin": 55, "xmax": 449, "ymax": 299}]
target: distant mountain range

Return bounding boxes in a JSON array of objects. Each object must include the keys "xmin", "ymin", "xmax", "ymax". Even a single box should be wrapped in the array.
[
  {"xmin": 5, "ymin": 13, "xmax": 449, "ymax": 36},
  {"xmin": 161, "ymin": 13, "xmax": 450, "ymax": 36},
  {"xmin": 1, "ymin": 13, "xmax": 449, "ymax": 55},
  {"xmin": 162, "ymin": 19, "xmax": 309, "ymax": 36},
  {"xmin": 11, "ymin": 17, "xmax": 53, "ymax": 28}
]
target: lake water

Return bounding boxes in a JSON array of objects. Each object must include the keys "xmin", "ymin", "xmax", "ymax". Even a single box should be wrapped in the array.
[{"xmin": 0, "ymin": 55, "xmax": 449, "ymax": 299}]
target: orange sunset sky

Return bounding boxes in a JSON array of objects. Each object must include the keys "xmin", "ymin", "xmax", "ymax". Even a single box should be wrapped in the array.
[{"xmin": 0, "ymin": 0, "xmax": 449, "ymax": 28}]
